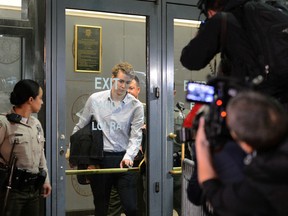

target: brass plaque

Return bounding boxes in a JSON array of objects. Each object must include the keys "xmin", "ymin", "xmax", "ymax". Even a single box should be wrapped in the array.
[{"xmin": 74, "ymin": 25, "xmax": 102, "ymax": 73}]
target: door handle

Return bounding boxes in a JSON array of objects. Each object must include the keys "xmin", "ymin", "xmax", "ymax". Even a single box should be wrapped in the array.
[{"xmin": 168, "ymin": 133, "xmax": 176, "ymax": 139}]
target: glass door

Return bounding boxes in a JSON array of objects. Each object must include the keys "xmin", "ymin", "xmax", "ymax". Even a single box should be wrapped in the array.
[
  {"xmin": 166, "ymin": 3, "xmax": 218, "ymax": 216},
  {"xmin": 50, "ymin": 0, "xmax": 162, "ymax": 215},
  {"xmin": 65, "ymin": 10, "xmax": 147, "ymax": 215}
]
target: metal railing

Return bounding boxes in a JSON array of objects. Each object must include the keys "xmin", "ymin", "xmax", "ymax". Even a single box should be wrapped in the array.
[
  {"xmin": 181, "ymin": 158, "xmax": 207, "ymax": 216},
  {"xmin": 65, "ymin": 167, "xmax": 139, "ymax": 175}
]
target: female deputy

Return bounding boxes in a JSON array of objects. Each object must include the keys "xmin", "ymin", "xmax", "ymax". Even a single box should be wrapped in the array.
[{"xmin": 0, "ymin": 79, "xmax": 51, "ymax": 216}]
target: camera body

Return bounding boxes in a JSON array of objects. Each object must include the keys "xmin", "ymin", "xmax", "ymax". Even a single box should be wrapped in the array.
[{"xmin": 186, "ymin": 76, "xmax": 245, "ymax": 150}]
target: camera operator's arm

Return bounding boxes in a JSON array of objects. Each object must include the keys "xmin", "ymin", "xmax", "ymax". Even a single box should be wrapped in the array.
[
  {"xmin": 180, "ymin": 14, "xmax": 221, "ymax": 71},
  {"xmin": 195, "ymin": 117, "xmax": 217, "ymax": 184}
]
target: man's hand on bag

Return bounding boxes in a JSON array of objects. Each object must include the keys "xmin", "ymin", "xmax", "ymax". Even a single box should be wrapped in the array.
[
  {"xmin": 120, "ymin": 159, "xmax": 133, "ymax": 168},
  {"xmin": 87, "ymin": 164, "xmax": 100, "ymax": 169}
]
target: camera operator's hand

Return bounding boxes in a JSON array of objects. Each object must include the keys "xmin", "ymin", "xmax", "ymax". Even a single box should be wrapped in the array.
[{"xmin": 195, "ymin": 117, "xmax": 218, "ymax": 184}]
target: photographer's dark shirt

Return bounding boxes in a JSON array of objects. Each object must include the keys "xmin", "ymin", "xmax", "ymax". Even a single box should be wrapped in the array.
[
  {"xmin": 202, "ymin": 139, "xmax": 288, "ymax": 216},
  {"xmin": 180, "ymin": 11, "xmax": 259, "ymax": 80},
  {"xmin": 179, "ymin": 0, "xmax": 278, "ymax": 96}
]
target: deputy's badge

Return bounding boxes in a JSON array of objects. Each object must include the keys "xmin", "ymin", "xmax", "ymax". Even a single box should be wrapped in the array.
[
  {"xmin": 36, "ymin": 124, "xmax": 42, "ymax": 141},
  {"xmin": 36, "ymin": 124, "xmax": 42, "ymax": 133}
]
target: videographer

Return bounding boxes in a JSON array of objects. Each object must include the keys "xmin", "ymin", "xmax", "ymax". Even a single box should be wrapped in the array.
[
  {"xmin": 195, "ymin": 91, "xmax": 288, "ymax": 216},
  {"xmin": 185, "ymin": 78, "xmax": 248, "ymax": 214},
  {"xmin": 180, "ymin": 0, "xmax": 288, "ymax": 105},
  {"xmin": 180, "ymin": 0, "xmax": 258, "ymax": 78}
]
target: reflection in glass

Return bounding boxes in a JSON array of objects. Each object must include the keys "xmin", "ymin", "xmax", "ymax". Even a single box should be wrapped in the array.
[
  {"xmin": 173, "ymin": 18, "xmax": 217, "ymax": 216},
  {"xmin": 65, "ymin": 9, "xmax": 146, "ymax": 215},
  {"xmin": 0, "ymin": 36, "xmax": 21, "ymax": 113},
  {"xmin": 0, "ymin": 0, "xmax": 22, "ymax": 20}
]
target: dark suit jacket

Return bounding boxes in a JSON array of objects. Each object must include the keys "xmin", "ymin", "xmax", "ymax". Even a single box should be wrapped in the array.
[{"xmin": 69, "ymin": 120, "xmax": 104, "ymax": 166}]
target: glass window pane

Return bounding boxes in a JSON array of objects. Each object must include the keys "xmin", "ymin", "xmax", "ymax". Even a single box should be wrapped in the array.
[
  {"xmin": 173, "ymin": 18, "xmax": 219, "ymax": 216},
  {"xmin": 0, "ymin": 0, "xmax": 22, "ymax": 20},
  {"xmin": 174, "ymin": 18, "xmax": 218, "ymax": 111},
  {"xmin": 65, "ymin": 9, "xmax": 146, "ymax": 215},
  {"xmin": 0, "ymin": 36, "xmax": 21, "ymax": 113}
]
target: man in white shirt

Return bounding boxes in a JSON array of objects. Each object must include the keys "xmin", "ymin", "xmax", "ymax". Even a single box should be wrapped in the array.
[
  {"xmin": 108, "ymin": 75, "xmax": 147, "ymax": 216},
  {"xmin": 72, "ymin": 62, "xmax": 144, "ymax": 216}
]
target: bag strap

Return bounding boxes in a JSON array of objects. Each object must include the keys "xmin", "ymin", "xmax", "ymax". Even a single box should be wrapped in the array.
[
  {"xmin": 208, "ymin": 13, "xmax": 229, "ymax": 76},
  {"xmin": 0, "ymin": 114, "xmax": 18, "ymax": 165},
  {"xmin": 0, "ymin": 114, "xmax": 7, "ymax": 164},
  {"xmin": 220, "ymin": 12, "xmax": 227, "ymax": 56},
  {"xmin": 216, "ymin": 12, "xmax": 228, "ymax": 76}
]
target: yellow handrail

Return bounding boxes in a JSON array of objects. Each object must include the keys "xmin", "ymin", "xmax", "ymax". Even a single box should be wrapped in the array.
[
  {"xmin": 65, "ymin": 166, "xmax": 182, "ymax": 175},
  {"xmin": 169, "ymin": 166, "xmax": 182, "ymax": 175},
  {"xmin": 65, "ymin": 167, "xmax": 139, "ymax": 175}
]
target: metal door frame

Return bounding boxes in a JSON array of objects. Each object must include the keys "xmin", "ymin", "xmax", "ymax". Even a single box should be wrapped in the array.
[
  {"xmin": 46, "ymin": 0, "xmax": 201, "ymax": 215},
  {"xmin": 46, "ymin": 0, "xmax": 163, "ymax": 215},
  {"xmin": 162, "ymin": 1, "xmax": 200, "ymax": 215}
]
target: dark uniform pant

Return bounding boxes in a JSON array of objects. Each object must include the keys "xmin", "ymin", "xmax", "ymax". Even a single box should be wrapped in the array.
[
  {"xmin": 0, "ymin": 186, "xmax": 40, "ymax": 216},
  {"xmin": 89, "ymin": 152, "xmax": 138, "ymax": 216}
]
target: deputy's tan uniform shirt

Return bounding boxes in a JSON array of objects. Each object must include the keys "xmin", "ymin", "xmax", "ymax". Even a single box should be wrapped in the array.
[{"xmin": 0, "ymin": 110, "xmax": 50, "ymax": 184}]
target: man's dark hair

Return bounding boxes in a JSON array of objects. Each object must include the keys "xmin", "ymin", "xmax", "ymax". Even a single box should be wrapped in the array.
[
  {"xmin": 227, "ymin": 91, "xmax": 288, "ymax": 151},
  {"xmin": 197, "ymin": 0, "xmax": 228, "ymax": 16}
]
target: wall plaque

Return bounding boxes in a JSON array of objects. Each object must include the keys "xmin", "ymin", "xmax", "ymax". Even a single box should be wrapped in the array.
[{"xmin": 74, "ymin": 25, "xmax": 102, "ymax": 73}]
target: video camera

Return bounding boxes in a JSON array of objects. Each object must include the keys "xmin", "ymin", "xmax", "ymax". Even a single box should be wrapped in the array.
[{"xmin": 185, "ymin": 76, "xmax": 247, "ymax": 151}]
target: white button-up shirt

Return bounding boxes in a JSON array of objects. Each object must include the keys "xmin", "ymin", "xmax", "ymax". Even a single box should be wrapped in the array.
[{"xmin": 73, "ymin": 90, "xmax": 144, "ymax": 161}]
